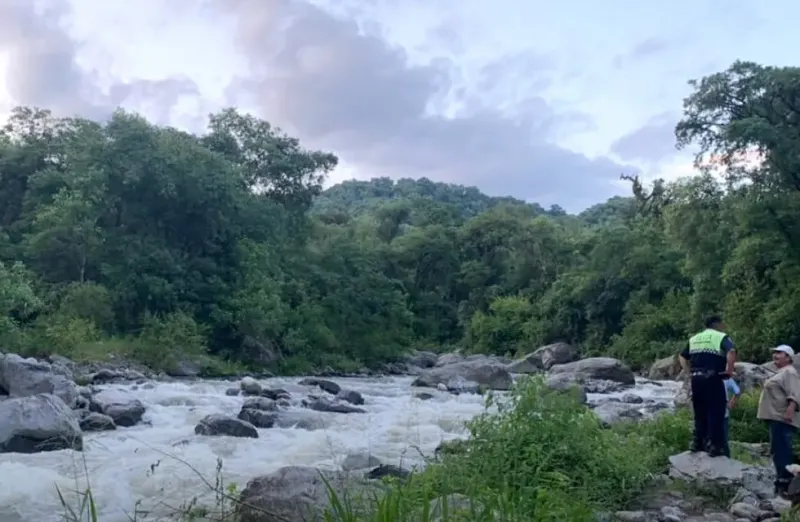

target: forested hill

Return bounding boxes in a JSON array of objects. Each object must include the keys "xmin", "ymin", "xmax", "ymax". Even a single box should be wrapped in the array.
[
  {"xmin": 0, "ymin": 60, "xmax": 798, "ymax": 375},
  {"xmin": 312, "ymin": 177, "xmax": 570, "ymax": 219}
]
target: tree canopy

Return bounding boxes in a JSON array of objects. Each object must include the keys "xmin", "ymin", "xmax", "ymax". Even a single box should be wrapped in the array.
[{"xmin": 1, "ymin": 60, "xmax": 798, "ymax": 374}]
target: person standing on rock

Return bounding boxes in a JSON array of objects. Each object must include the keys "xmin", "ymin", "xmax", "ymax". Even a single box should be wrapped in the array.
[
  {"xmin": 722, "ymin": 377, "xmax": 741, "ymax": 457},
  {"xmin": 757, "ymin": 344, "xmax": 800, "ymax": 497},
  {"xmin": 679, "ymin": 315, "xmax": 736, "ymax": 457}
]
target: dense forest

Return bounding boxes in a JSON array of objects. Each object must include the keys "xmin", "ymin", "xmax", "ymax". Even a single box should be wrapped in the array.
[{"xmin": 0, "ymin": 60, "xmax": 798, "ymax": 375}]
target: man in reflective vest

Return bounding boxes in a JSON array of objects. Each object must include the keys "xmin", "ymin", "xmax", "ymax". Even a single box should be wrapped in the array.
[{"xmin": 679, "ymin": 315, "xmax": 737, "ymax": 457}]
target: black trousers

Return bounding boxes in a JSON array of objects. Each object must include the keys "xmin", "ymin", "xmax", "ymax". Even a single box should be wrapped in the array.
[{"xmin": 691, "ymin": 374, "xmax": 727, "ymax": 451}]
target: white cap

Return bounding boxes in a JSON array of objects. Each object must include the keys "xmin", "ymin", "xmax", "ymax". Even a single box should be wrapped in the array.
[{"xmin": 773, "ymin": 344, "xmax": 795, "ymax": 357}]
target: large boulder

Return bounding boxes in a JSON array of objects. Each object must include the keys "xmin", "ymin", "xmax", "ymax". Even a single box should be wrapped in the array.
[
  {"xmin": 668, "ymin": 451, "xmax": 759, "ymax": 486},
  {"xmin": 236, "ymin": 466, "xmax": 379, "ymax": 522},
  {"xmin": 90, "ymin": 389, "xmax": 146, "ymax": 427},
  {"xmin": 0, "ymin": 394, "xmax": 83, "ymax": 453},
  {"xmin": 548, "ymin": 357, "xmax": 635, "ymax": 385},
  {"xmin": 735, "ymin": 362, "xmax": 773, "ymax": 392},
  {"xmin": 648, "ymin": 355, "xmax": 682, "ymax": 381},
  {"xmin": 435, "ymin": 353, "xmax": 464, "ymax": 367},
  {"xmin": 412, "ymin": 357, "xmax": 513, "ymax": 390},
  {"xmin": 0, "ymin": 354, "xmax": 79, "ymax": 407},
  {"xmin": 507, "ymin": 342, "xmax": 579, "ymax": 374},
  {"xmin": 405, "ymin": 351, "xmax": 438, "ymax": 369}
]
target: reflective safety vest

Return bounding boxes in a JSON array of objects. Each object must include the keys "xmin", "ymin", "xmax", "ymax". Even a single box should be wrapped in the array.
[{"xmin": 688, "ymin": 328, "xmax": 727, "ymax": 357}]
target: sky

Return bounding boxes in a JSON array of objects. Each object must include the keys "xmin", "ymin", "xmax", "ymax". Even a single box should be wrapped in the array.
[{"xmin": 0, "ymin": 0, "xmax": 797, "ymax": 212}]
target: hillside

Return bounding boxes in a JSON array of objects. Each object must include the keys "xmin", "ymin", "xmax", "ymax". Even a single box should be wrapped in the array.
[{"xmin": 0, "ymin": 60, "xmax": 798, "ymax": 375}]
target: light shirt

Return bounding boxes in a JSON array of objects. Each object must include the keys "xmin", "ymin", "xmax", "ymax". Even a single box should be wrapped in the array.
[
  {"xmin": 724, "ymin": 378, "xmax": 741, "ymax": 419},
  {"xmin": 758, "ymin": 365, "xmax": 800, "ymax": 428}
]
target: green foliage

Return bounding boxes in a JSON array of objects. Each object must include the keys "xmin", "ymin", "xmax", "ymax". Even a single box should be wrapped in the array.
[{"xmin": 2, "ymin": 59, "xmax": 800, "ymax": 372}]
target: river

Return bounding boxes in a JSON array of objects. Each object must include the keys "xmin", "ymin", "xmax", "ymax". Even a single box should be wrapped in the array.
[{"xmin": 0, "ymin": 375, "xmax": 680, "ymax": 521}]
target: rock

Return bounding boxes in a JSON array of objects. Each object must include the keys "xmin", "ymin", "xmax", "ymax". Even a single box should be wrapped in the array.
[
  {"xmin": 414, "ymin": 392, "xmax": 434, "ymax": 400},
  {"xmin": 242, "ymin": 397, "xmax": 278, "ymax": 411},
  {"xmin": 405, "ymin": 351, "xmax": 438, "ymax": 368},
  {"xmin": 621, "ymin": 393, "xmax": 644, "ymax": 404},
  {"xmin": 90, "ymin": 389, "xmax": 146, "ymax": 427},
  {"xmin": 342, "ymin": 452, "xmax": 382, "ymax": 471},
  {"xmin": 548, "ymin": 357, "xmax": 636, "ymax": 385},
  {"xmin": 543, "ymin": 374, "xmax": 588, "ymax": 404},
  {"xmin": 507, "ymin": 342, "xmax": 579, "ymax": 374},
  {"xmin": 260, "ymin": 388, "xmax": 291, "ymax": 401},
  {"xmin": 274, "ymin": 412, "xmax": 329, "ymax": 431},
  {"xmin": 366, "ymin": 464, "xmax": 410, "ymax": 480},
  {"xmin": 336, "ymin": 389, "xmax": 364, "ymax": 405},
  {"xmin": 412, "ymin": 357, "xmax": 513, "ymax": 390},
  {"xmin": 84, "ymin": 368, "xmax": 147, "ymax": 385},
  {"xmin": 225, "ymin": 387, "xmax": 240, "ymax": 396},
  {"xmin": 194, "ymin": 414, "xmax": 258, "ymax": 438},
  {"xmin": 240, "ymin": 377, "xmax": 262, "ymax": 396},
  {"xmin": 0, "ymin": 353, "xmax": 79, "ymax": 407},
  {"xmin": 79, "ymin": 412, "xmax": 116, "ymax": 432},
  {"xmin": 237, "ymin": 408, "xmax": 276, "ymax": 428},
  {"xmin": 734, "ymin": 362, "xmax": 773, "ymax": 392},
  {"xmin": 435, "ymin": 353, "xmax": 464, "ymax": 367},
  {"xmin": 592, "ymin": 402, "xmax": 644, "ymax": 425},
  {"xmin": 445, "ymin": 376, "xmax": 481, "ymax": 394},
  {"xmin": 167, "ymin": 360, "xmax": 202, "ymax": 378},
  {"xmin": 0, "ymin": 394, "xmax": 83, "ymax": 453},
  {"xmin": 648, "ymin": 355, "xmax": 682, "ymax": 380},
  {"xmin": 304, "ymin": 397, "xmax": 366, "ymax": 414},
  {"xmin": 236, "ymin": 466, "xmax": 377, "ymax": 522},
  {"xmin": 298, "ymin": 378, "xmax": 341, "ymax": 395},
  {"xmin": 668, "ymin": 451, "xmax": 757, "ymax": 486}
]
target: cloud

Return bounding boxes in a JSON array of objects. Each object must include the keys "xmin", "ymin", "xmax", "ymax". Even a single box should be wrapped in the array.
[
  {"xmin": 218, "ymin": 0, "xmax": 636, "ymax": 210},
  {"xmin": 610, "ymin": 112, "xmax": 680, "ymax": 165},
  {"xmin": 611, "ymin": 37, "xmax": 669, "ymax": 69},
  {"xmin": 0, "ymin": 0, "xmax": 198, "ymax": 123}
]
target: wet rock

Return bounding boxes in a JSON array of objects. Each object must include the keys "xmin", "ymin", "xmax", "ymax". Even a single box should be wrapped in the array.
[
  {"xmin": 304, "ymin": 397, "xmax": 366, "ymax": 414},
  {"xmin": 84, "ymin": 368, "xmax": 147, "ymax": 385},
  {"xmin": 242, "ymin": 397, "xmax": 278, "ymax": 411},
  {"xmin": 445, "ymin": 376, "xmax": 481, "ymax": 394},
  {"xmin": 0, "ymin": 394, "xmax": 83, "ymax": 453},
  {"xmin": 79, "ymin": 412, "xmax": 116, "ymax": 432},
  {"xmin": 274, "ymin": 411, "xmax": 329, "ymax": 431},
  {"xmin": 240, "ymin": 377, "xmax": 262, "ymax": 396},
  {"xmin": 237, "ymin": 408, "xmax": 276, "ymax": 428},
  {"xmin": 342, "ymin": 452, "xmax": 383, "ymax": 471},
  {"xmin": 259, "ymin": 388, "xmax": 291, "ymax": 401},
  {"xmin": 90, "ymin": 389, "xmax": 146, "ymax": 427},
  {"xmin": 414, "ymin": 392, "xmax": 434, "ymax": 400},
  {"xmin": 0, "ymin": 353, "xmax": 79, "ymax": 407},
  {"xmin": 412, "ymin": 357, "xmax": 513, "ymax": 391},
  {"xmin": 225, "ymin": 387, "xmax": 240, "ymax": 396},
  {"xmin": 336, "ymin": 389, "xmax": 364, "ymax": 405},
  {"xmin": 621, "ymin": 393, "xmax": 645, "ymax": 404},
  {"xmin": 366, "ymin": 464, "xmax": 410, "ymax": 480},
  {"xmin": 507, "ymin": 342, "xmax": 579, "ymax": 374},
  {"xmin": 194, "ymin": 414, "xmax": 258, "ymax": 438},
  {"xmin": 298, "ymin": 378, "xmax": 341, "ymax": 395},
  {"xmin": 548, "ymin": 357, "xmax": 636, "ymax": 385}
]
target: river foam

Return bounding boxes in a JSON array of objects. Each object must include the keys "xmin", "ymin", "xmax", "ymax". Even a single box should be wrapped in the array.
[{"xmin": 0, "ymin": 375, "xmax": 679, "ymax": 521}]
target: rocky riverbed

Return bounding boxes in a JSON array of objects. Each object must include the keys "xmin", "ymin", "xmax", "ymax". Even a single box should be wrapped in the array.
[{"xmin": 0, "ymin": 345, "xmax": 788, "ymax": 522}]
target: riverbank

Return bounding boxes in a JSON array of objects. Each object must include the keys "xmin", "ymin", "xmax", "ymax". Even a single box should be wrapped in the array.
[{"xmin": 1, "ymin": 346, "xmax": 797, "ymax": 521}]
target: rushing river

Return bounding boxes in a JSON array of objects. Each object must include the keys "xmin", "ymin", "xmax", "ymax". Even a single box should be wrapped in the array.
[{"xmin": 0, "ymin": 375, "xmax": 681, "ymax": 522}]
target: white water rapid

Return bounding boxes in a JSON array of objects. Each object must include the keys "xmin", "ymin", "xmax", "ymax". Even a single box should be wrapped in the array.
[{"xmin": 0, "ymin": 376, "xmax": 680, "ymax": 522}]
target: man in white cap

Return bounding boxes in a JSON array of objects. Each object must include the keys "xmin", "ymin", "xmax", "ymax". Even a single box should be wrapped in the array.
[{"xmin": 758, "ymin": 344, "xmax": 800, "ymax": 497}]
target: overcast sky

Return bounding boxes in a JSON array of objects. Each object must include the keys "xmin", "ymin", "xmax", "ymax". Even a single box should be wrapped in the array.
[{"xmin": 0, "ymin": 0, "xmax": 796, "ymax": 211}]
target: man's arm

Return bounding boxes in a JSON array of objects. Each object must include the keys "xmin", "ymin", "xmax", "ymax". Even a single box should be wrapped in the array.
[
  {"xmin": 722, "ymin": 337, "xmax": 736, "ymax": 376},
  {"xmin": 679, "ymin": 344, "xmax": 691, "ymax": 377}
]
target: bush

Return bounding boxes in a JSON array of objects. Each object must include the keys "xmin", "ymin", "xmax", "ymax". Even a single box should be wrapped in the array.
[{"xmin": 329, "ymin": 377, "xmax": 685, "ymax": 522}]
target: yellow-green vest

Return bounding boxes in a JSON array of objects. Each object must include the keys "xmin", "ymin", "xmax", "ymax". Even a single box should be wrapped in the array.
[{"xmin": 688, "ymin": 328, "xmax": 727, "ymax": 357}]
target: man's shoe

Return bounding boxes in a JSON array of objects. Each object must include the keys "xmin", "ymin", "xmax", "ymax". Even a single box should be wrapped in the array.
[{"xmin": 707, "ymin": 447, "xmax": 725, "ymax": 458}]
